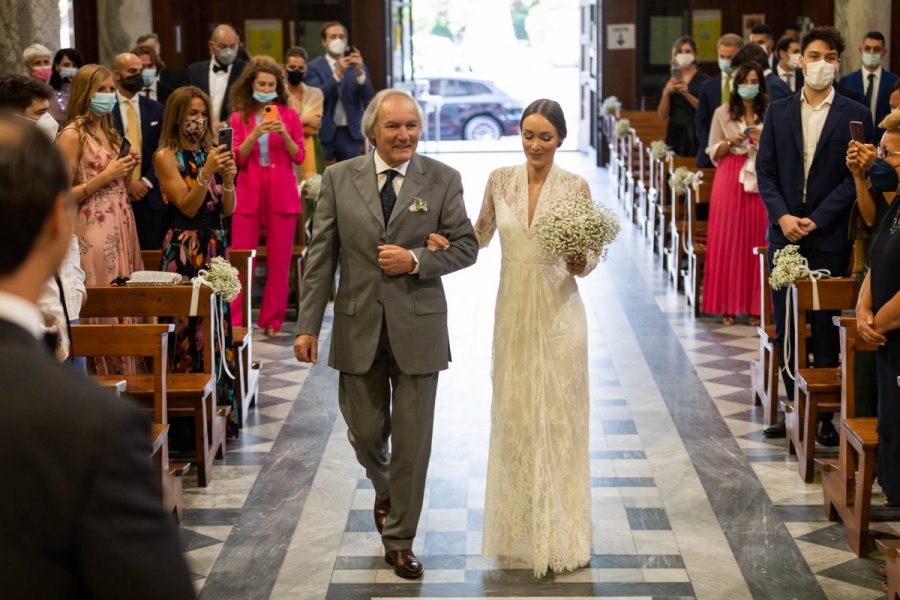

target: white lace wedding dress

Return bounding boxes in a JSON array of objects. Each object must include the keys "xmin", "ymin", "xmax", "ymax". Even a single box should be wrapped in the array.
[{"xmin": 476, "ymin": 164, "xmax": 594, "ymax": 577}]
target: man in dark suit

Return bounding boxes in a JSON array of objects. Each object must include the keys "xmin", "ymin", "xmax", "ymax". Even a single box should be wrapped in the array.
[
  {"xmin": 756, "ymin": 27, "xmax": 874, "ymax": 442},
  {"xmin": 111, "ymin": 52, "xmax": 167, "ymax": 250},
  {"xmin": 774, "ymin": 36, "xmax": 802, "ymax": 93},
  {"xmin": 749, "ymin": 24, "xmax": 778, "ymax": 72},
  {"xmin": 730, "ymin": 42, "xmax": 793, "ymax": 103},
  {"xmin": 133, "ymin": 44, "xmax": 180, "ymax": 106},
  {"xmin": 841, "ymin": 31, "xmax": 899, "ymax": 134},
  {"xmin": 306, "ymin": 21, "xmax": 376, "ymax": 163},
  {"xmin": 695, "ymin": 33, "xmax": 744, "ymax": 167},
  {"xmin": 0, "ymin": 117, "xmax": 195, "ymax": 599},
  {"xmin": 185, "ymin": 24, "xmax": 246, "ymax": 130}
]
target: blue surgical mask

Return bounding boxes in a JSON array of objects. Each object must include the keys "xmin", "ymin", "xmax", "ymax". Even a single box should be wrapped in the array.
[
  {"xmin": 89, "ymin": 92, "xmax": 117, "ymax": 116},
  {"xmin": 718, "ymin": 58, "xmax": 733, "ymax": 75},
  {"xmin": 862, "ymin": 53, "xmax": 882, "ymax": 69},
  {"xmin": 868, "ymin": 158, "xmax": 900, "ymax": 192},
  {"xmin": 737, "ymin": 84, "xmax": 760, "ymax": 100},
  {"xmin": 60, "ymin": 66, "xmax": 78, "ymax": 80},
  {"xmin": 253, "ymin": 90, "xmax": 278, "ymax": 103},
  {"xmin": 141, "ymin": 69, "xmax": 157, "ymax": 87}
]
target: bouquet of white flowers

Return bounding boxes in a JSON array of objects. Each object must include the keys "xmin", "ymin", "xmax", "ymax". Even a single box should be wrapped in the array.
[
  {"xmin": 668, "ymin": 166, "xmax": 702, "ymax": 195},
  {"xmin": 769, "ymin": 245, "xmax": 805, "ymax": 290},
  {"xmin": 650, "ymin": 140, "xmax": 673, "ymax": 160},
  {"xmin": 614, "ymin": 119, "xmax": 631, "ymax": 137},
  {"xmin": 301, "ymin": 174, "xmax": 322, "ymax": 201},
  {"xmin": 600, "ymin": 96, "xmax": 621, "ymax": 116},
  {"xmin": 532, "ymin": 193, "xmax": 620, "ymax": 263},
  {"xmin": 199, "ymin": 256, "xmax": 242, "ymax": 302}
]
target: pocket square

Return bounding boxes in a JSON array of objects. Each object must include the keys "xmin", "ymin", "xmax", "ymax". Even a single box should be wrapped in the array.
[
  {"xmin": 409, "ymin": 197, "xmax": 428, "ymax": 212},
  {"xmin": 150, "ymin": 121, "xmax": 159, "ymax": 127}
]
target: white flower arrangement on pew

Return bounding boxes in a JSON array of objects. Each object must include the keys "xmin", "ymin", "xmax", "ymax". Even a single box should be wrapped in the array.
[
  {"xmin": 191, "ymin": 256, "xmax": 242, "ymax": 380},
  {"xmin": 532, "ymin": 192, "xmax": 621, "ymax": 264},
  {"xmin": 614, "ymin": 118, "xmax": 631, "ymax": 137},
  {"xmin": 301, "ymin": 174, "xmax": 322, "ymax": 201},
  {"xmin": 668, "ymin": 166, "xmax": 702, "ymax": 195},
  {"xmin": 650, "ymin": 140, "xmax": 674, "ymax": 160},
  {"xmin": 600, "ymin": 96, "xmax": 622, "ymax": 116}
]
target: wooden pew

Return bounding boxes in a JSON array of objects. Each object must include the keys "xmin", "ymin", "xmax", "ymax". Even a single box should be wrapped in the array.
[
  {"xmin": 619, "ymin": 111, "xmax": 668, "ymax": 232},
  {"xmin": 783, "ymin": 278, "xmax": 859, "ymax": 482},
  {"xmin": 681, "ymin": 168, "xmax": 714, "ymax": 314},
  {"xmin": 662, "ymin": 156, "xmax": 697, "ymax": 285},
  {"xmin": 749, "ymin": 246, "xmax": 780, "ymax": 425},
  {"xmin": 80, "ymin": 285, "xmax": 224, "ymax": 487},
  {"xmin": 819, "ymin": 316, "xmax": 879, "ymax": 556},
  {"xmin": 70, "ymin": 323, "xmax": 188, "ymax": 520}
]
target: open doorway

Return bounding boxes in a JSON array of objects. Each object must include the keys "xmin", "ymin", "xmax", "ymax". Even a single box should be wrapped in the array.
[{"xmin": 400, "ymin": 0, "xmax": 581, "ymax": 153}]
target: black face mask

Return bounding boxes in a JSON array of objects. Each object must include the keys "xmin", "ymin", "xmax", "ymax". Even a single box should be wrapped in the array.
[
  {"xmin": 868, "ymin": 157, "xmax": 900, "ymax": 193},
  {"xmin": 120, "ymin": 73, "xmax": 144, "ymax": 94},
  {"xmin": 287, "ymin": 70, "xmax": 305, "ymax": 86}
]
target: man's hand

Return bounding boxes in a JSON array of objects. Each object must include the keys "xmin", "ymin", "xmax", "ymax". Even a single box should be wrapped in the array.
[
  {"xmin": 377, "ymin": 244, "xmax": 415, "ymax": 275},
  {"xmin": 798, "ymin": 217, "xmax": 817, "ymax": 234},
  {"xmin": 348, "ymin": 48, "xmax": 365, "ymax": 74},
  {"xmin": 294, "ymin": 334, "xmax": 318, "ymax": 363},
  {"xmin": 127, "ymin": 179, "xmax": 149, "ymax": 201},
  {"xmin": 777, "ymin": 214, "xmax": 808, "ymax": 242},
  {"xmin": 425, "ymin": 233, "xmax": 450, "ymax": 251}
]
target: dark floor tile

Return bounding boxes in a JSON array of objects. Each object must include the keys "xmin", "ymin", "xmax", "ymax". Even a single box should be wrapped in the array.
[
  {"xmin": 423, "ymin": 531, "xmax": 467, "ymax": 555},
  {"xmin": 626, "ymin": 507, "xmax": 671, "ymax": 530},
  {"xmin": 774, "ymin": 505, "xmax": 830, "ymax": 523},
  {"xmin": 344, "ymin": 509, "xmax": 376, "ymax": 532},
  {"xmin": 592, "ymin": 398, "xmax": 628, "ymax": 406},
  {"xmin": 592, "ymin": 476, "xmax": 656, "ymax": 487},
  {"xmin": 692, "ymin": 343, "xmax": 751, "ymax": 357},
  {"xmin": 221, "ymin": 451, "xmax": 270, "ymax": 465},
  {"xmin": 601, "ymin": 420, "xmax": 638, "ymax": 435},
  {"xmin": 796, "ymin": 523, "xmax": 857, "ymax": 551},
  {"xmin": 181, "ymin": 508, "xmax": 242, "ymax": 526},
  {"xmin": 816, "ymin": 557, "xmax": 885, "ymax": 591},
  {"xmin": 698, "ymin": 357, "xmax": 750, "ymax": 372},
  {"xmin": 590, "ymin": 450, "xmax": 647, "ymax": 459},
  {"xmin": 180, "ymin": 527, "xmax": 225, "ymax": 552},
  {"xmin": 706, "ymin": 373, "xmax": 752, "ymax": 388}
]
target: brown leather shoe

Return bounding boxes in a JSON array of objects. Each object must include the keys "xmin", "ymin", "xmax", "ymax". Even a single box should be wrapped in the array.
[
  {"xmin": 373, "ymin": 497, "xmax": 391, "ymax": 534},
  {"xmin": 384, "ymin": 549, "xmax": 424, "ymax": 579}
]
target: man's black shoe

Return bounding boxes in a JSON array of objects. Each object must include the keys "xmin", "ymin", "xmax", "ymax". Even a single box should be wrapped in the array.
[
  {"xmin": 763, "ymin": 421, "xmax": 786, "ymax": 438},
  {"xmin": 816, "ymin": 420, "xmax": 839, "ymax": 447}
]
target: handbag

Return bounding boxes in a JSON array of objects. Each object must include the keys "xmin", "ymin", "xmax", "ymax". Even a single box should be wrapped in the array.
[{"xmin": 125, "ymin": 271, "xmax": 184, "ymax": 286}]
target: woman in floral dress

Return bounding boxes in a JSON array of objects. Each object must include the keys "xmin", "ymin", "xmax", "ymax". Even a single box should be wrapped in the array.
[
  {"xmin": 56, "ymin": 64, "xmax": 144, "ymax": 375},
  {"xmin": 154, "ymin": 86, "xmax": 240, "ymax": 440}
]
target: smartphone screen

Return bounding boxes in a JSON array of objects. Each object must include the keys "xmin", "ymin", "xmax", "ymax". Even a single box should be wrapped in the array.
[
  {"xmin": 218, "ymin": 127, "xmax": 233, "ymax": 152},
  {"xmin": 849, "ymin": 121, "xmax": 865, "ymax": 143},
  {"xmin": 117, "ymin": 137, "xmax": 132, "ymax": 159}
]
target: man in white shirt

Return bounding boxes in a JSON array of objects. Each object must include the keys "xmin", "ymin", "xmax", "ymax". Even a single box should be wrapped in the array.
[
  {"xmin": 306, "ymin": 21, "xmax": 376, "ymax": 163},
  {"xmin": 185, "ymin": 24, "xmax": 247, "ymax": 130},
  {"xmin": 132, "ymin": 44, "xmax": 180, "ymax": 106},
  {"xmin": 841, "ymin": 31, "xmax": 899, "ymax": 132},
  {"xmin": 774, "ymin": 36, "xmax": 801, "ymax": 93}
]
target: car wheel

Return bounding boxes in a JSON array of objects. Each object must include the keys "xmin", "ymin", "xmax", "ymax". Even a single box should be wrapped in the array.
[{"xmin": 463, "ymin": 115, "xmax": 503, "ymax": 141}]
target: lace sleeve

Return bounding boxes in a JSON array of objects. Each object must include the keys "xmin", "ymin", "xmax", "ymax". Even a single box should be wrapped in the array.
[
  {"xmin": 474, "ymin": 172, "xmax": 497, "ymax": 248},
  {"xmin": 578, "ymin": 177, "xmax": 599, "ymax": 277}
]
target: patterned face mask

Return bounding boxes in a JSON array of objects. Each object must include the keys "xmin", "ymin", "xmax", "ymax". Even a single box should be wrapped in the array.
[{"xmin": 183, "ymin": 117, "xmax": 207, "ymax": 143}]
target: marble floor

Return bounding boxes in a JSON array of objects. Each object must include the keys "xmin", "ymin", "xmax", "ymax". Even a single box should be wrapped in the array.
[{"xmin": 177, "ymin": 151, "xmax": 895, "ymax": 599}]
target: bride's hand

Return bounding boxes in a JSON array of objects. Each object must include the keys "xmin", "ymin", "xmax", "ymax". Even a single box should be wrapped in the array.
[
  {"xmin": 425, "ymin": 232, "xmax": 450, "ymax": 251},
  {"xmin": 566, "ymin": 258, "xmax": 587, "ymax": 275}
]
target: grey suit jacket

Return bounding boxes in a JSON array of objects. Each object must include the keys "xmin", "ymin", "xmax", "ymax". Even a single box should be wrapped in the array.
[{"xmin": 297, "ymin": 152, "xmax": 478, "ymax": 375}]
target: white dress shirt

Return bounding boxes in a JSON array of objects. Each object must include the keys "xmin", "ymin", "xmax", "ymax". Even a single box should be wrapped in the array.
[
  {"xmin": 325, "ymin": 54, "xmax": 367, "ymax": 127},
  {"xmin": 142, "ymin": 80, "xmax": 158, "ymax": 102},
  {"xmin": 0, "ymin": 290, "xmax": 44, "ymax": 340},
  {"xmin": 208, "ymin": 60, "xmax": 231, "ymax": 123},
  {"xmin": 373, "ymin": 151, "xmax": 419, "ymax": 273},
  {"xmin": 777, "ymin": 64, "xmax": 796, "ymax": 92},
  {"xmin": 863, "ymin": 66, "xmax": 882, "ymax": 120},
  {"xmin": 800, "ymin": 86, "xmax": 835, "ymax": 200}
]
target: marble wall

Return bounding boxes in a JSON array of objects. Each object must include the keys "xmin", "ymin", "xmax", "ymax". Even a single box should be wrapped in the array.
[
  {"xmin": 835, "ymin": 0, "xmax": 891, "ymax": 74},
  {"xmin": 96, "ymin": 0, "xmax": 153, "ymax": 66},
  {"xmin": 0, "ymin": 0, "xmax": 61, "ymax": 75}
]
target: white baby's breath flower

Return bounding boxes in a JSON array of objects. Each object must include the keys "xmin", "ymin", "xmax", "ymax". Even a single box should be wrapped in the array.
[
  {"xmin": 202, "ymin": 256, "xmax": 242, "ymax": 302},
  {"xmin": 668, "ymin": 167, "xmax": 702, "ymax": 195},
  {"xmin": 650, "ymin": 140, "xmax": 673, "ymax": 160},
  {"xmin": 302, "ymin": 174, "xmax": 322, "ymax": 201},
  {"xmin": 769, "ymin": 245, "xmax": 806, "ymax": 291},
  {"xmin": 614, "ymin": 119, "xmax": 631, "ymax": 137},
  {"xmin": 600, "ymin": 96, "xmax": 622, "ymax": 116},
  {"xmin": 532, "ymin": 193, "xmax": 620, "ymax": 263}
]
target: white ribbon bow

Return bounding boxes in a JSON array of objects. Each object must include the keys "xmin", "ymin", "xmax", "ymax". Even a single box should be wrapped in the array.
[
  {"xmin": 782, "ymin": 258, "xmax": 831, "ymax": 381},
  {"xmin": 191, "ymin": 271, "xmax": 236, "ymax": 381}
]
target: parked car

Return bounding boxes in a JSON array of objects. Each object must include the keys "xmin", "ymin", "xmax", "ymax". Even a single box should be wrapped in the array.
[{"xmin": 398, "ymin": 76, "xmax": 521, "ymax": 141}]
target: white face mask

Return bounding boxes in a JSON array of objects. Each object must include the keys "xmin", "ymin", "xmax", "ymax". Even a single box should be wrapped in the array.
[
  {"xmin": 804, "ymin": 59, "xmax": 836, "ymax": 90},
  {"xmin": 674, "ymin": 52, "xmax": 694, "ymax": 68},
  {"xmin": 787, "ymin": 52, "xmax": 800, "ymax": 69},
  {"xmin": 35, "ymin": 112, "xmax": 59, "ymax": 141},
  {"xmin": 327, "ymin": 39, "xmax": 346, "ymax": 56}
]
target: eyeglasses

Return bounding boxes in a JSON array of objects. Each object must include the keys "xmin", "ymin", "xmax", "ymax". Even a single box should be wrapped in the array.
[{"xmin": 877, "ymin": 147, "xmax": 900, "ymax": 159}]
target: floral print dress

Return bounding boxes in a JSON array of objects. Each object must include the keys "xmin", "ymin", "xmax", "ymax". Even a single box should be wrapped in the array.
[{"xmin": 160, "ymin": 147, "xmax": 239, "ymax": 438}]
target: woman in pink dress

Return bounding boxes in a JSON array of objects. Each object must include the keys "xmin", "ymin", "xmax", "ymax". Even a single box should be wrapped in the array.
[
  {"xmin": 57, "ymin": 64, "xmax": 144, "ymax": 373},
  {"xmin": 228, "ymin": 56, "xmax": 305, "ymax": 337},
  {"xmin": 701, "ymin": 61, "xmax": 769, "ymax": 325}
]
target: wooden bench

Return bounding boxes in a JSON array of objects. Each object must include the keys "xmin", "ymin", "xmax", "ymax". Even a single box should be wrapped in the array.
[
  {"xmin": 70, "ymin": 322, "xmax": 188, "ymax": 520},
  {"xmin": 783, "ymin": 278, "xmax": 859, "ymax": 482},
  {"xmin": 619, "ymin": 111, "xmax": 668, "ymax": 232},
  {"xmin": 681, "ymin": 168, "xmax": 714, "ymax": 314},
  {"xmin": 749, "ymin": 246, "xmax": 780, "ymax": 425},
  {"xmin": 80, "ymin": 285, "xmax": 224, "ymax": 487},
  {"xmin": 819, "ymin": 316, "xmax": 880, "ymax": 556},
  {"xmin": 878, "ymin": 540, "xmax": 900, "ymax": 598},
  {"xmin": 662, "ymin": 156, "xmax": 697, "ymax": 286}
]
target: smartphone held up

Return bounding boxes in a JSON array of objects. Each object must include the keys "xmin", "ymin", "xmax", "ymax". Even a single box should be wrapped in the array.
[{"xmin": 849, "ymin": 120, "xmax": 865, "ymax": 143}]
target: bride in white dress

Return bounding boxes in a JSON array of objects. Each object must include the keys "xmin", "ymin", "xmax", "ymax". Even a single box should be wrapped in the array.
[{"xmin": 430, "ymin": 99, "xmax": 595, "ymax": 576}]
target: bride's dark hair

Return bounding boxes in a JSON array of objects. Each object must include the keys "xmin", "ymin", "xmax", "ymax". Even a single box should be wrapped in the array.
[{"xmin": 520, "ymin": 99, "xmax": 567, "ymax": 146}]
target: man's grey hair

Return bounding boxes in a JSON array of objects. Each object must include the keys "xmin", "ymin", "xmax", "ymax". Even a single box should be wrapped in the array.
[
  {"xmin": 22, "ymin": 44, "xmax": 52, "ymax": 68},
  {"xmin": 360, "ymin": 89, "xmax": 427, "ymax": 144}
]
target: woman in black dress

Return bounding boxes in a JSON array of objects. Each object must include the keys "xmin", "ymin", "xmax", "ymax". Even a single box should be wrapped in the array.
[
  {"xmin": 856, "ymin": 113, "xmax": 900, "ymax": 504},
  {"xmin": 656, "ymin": 36, "xmax": 709, "ymax": 157}
]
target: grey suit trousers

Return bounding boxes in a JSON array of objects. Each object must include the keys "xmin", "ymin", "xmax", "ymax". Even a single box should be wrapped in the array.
[{"xmin": 338, "ymin": 322, "xmax": 438, "ymax": 551}]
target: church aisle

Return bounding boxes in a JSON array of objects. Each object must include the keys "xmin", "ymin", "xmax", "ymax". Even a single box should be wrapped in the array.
[{"xmin": 183, "ymin": 151, "xmax": 888, "ymax": 599}]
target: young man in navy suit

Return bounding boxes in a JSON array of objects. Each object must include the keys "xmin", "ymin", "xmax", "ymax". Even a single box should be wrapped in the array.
[
  {"xmin": 841, "ymin": 31, "xmax": 899, "ymax": 135},
  {"xmin": 695, "ymin": 33, "xmax": 744, "ymax": 167},
  {"xmin": 756, "ymin": 27, "xmax": 874, "ymax": 442},
  {"xmin": 111, "ymin": 52, "xmax": 167, "ymax": 250},
  {"xmin": 305, "ymin": 21, "xmax": 376, "ymax": 163}
]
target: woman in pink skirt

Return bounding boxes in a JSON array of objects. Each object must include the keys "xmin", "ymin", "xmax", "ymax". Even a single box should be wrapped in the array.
[{"xmin": 701, "ymin": 61, "xmax": 769, "ymax": 325}]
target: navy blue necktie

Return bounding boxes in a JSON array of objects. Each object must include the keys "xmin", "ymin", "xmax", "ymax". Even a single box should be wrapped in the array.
[
  {"xmin": 380, "ymin": 169, "xmax": 398, "ymax": 225},
  {"xmin": 865, "ymin": 73, "xmax": 875, "ymax": 112}
]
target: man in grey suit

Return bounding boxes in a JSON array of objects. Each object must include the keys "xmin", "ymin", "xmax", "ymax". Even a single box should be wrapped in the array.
[{"xmin": 294, "ymin": 89, "xmax": 478, "ymax": 578}]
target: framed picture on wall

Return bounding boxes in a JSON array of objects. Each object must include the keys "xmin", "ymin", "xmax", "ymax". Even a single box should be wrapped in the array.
[{"xmin": 742, "ymin": 14, "xmax": 765, "ymax": 41}]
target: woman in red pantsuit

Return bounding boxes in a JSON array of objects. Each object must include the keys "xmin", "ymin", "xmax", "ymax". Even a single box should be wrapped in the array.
[
  {"xmin": 701, "ymin": 61, "xmax": 769, "ymax": 325},
  {"xmin": 229, "ymin": 56, "xmax": 305, "ymax": 336}
]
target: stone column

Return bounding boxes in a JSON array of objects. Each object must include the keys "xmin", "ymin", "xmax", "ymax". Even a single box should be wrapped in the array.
[
  {"xmin": 96, "ymin": 0, "xmax": 152, "ymax": 66},
  {"xmin": 835, "ymin": 0, "xmax": 891, "ymax": 74},
  {"xmin": 0, "ymin": 0, "xmax": 61, "ymax": 75}
]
